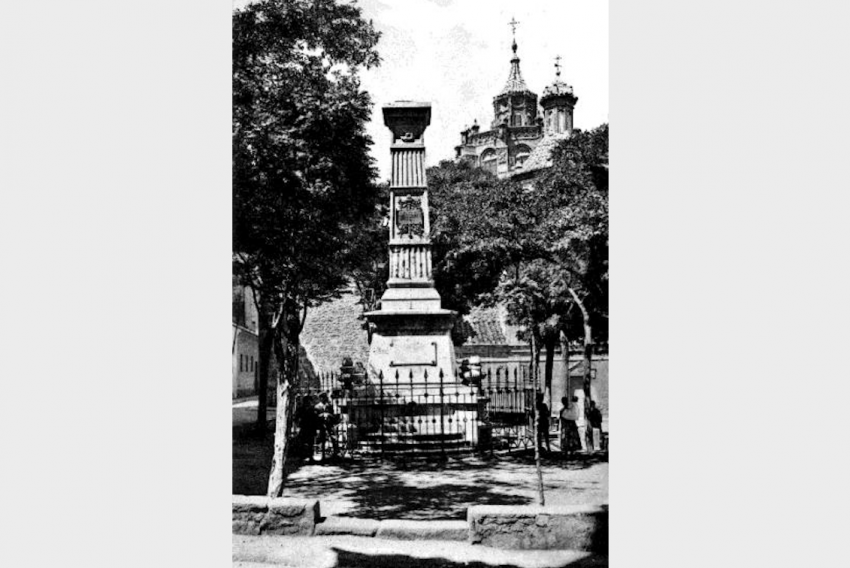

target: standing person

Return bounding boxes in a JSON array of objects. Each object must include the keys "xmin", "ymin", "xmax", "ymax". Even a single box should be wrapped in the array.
[
  {"xmin": 314, "ymin": 393, "xmax": 339, "ymax": 461},
  {"xmin": 297, "ymin": 395, "xmax": 319, "ymax": 463},
  {"xmin": 587, "ymin": 400, "xmax": 603, "ymax": 452},
  {"xmin": 535, "ymin": 393, "xmax": 551, "ymax": 454},
  {"xmin": 559, "ymin": 396, "xmax": 580, "ymax": 456},
  {"xmin": 573, "ymin": 389, "xmax": 588, "ymax": 453}
]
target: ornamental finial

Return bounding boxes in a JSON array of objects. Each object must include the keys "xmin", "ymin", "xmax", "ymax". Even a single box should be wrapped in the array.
[
  {"xmin": 508, "ymin": 17, "xmax": 520, "ymax": 54},
  {"xmin": 555, "ymin": 55, "xmax": 562, "ymax": 78}
]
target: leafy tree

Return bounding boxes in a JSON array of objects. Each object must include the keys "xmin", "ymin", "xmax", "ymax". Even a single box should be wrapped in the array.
[
  {"xmin": 429, "ymin": 164, "xmax": 550, "ymax": 502},
  {"xmin": 346, "ymin": 182, "xmax": 390, "ymax": 342},
  {"xmin": 232, "ymin": 0, "xmax": 381, "ymax": 497},
  {"xmin": 536, "ymin": 124, "xmax": 609, "ymax": 400},
  {"xmin": 427, "ymin": 125, "xmax": 609, "ymax": 503}
]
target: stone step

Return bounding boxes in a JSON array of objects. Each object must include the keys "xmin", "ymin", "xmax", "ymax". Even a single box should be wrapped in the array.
[
  {"xmin": 363, "ymin": 431, "xmax": 465, "ymax": 441},
  {"xmin": 313, "ymin": 517, "xmax": 468, "ymax": 541},
  {"xmin": 357, "ymin": 442, "xmax": 475, "ymax": 455}
]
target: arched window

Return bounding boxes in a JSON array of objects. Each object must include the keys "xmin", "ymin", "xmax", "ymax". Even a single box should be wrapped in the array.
[
  {"xmin": 513, "ymin": 144, "xmax": 531, "ymax": 168},
  {"xmin": 480, "ymin": 149, "xmax": 497, "ymax": 174}
]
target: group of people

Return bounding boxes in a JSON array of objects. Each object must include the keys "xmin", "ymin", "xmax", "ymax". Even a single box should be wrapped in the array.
[
  {"xmin": 535, "ymin": 390, "xmax": 604, "ymax": 455},
  {"xmin": 294, "ymin": 392, "xmax": 339, "ymax": 462}
]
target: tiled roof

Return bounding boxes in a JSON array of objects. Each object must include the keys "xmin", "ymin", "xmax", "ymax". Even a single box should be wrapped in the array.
[
  {"xmin": 500, "ymin": 58, "xmax": 530, "ymax": 95},
  {"xmin": 541, "ymin": 79, "xmax": 575, "ymax": 99},
  {"xmin": 458, "ymin": 305, "xmax": 525, "ymax": 346},
  {"xmin": 517, "ymin": 132, "xmax": 570, "ymax": 174},
  {"xmin": 498, "ymin": 41, "xmax": 535, "ymax": 97},
  {"xmin": 300, "ymin": 290, "xmax": 370, "ymax": 374}
]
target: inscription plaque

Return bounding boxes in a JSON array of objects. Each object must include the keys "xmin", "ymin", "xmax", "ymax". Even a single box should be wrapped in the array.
[{"xmin": 396, "ymin": 197, "xmax": 424, "ymax": 237}]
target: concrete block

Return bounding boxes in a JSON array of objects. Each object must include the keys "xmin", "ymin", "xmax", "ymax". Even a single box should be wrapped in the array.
[
  {"xmin": 376, "ymin": 519, "xmax": 468, "ymax": 541},
  {"xmin": 262, "ymin": 498, "xmax": 319, "ymax": 535},
  {"xmin": 232, "ymin": 495, "xmax": 320, "ymax": 536},
  {"xmin": 314, "ymin": 516, "xmax": 380, "ymax": 537},
  {"xmin": 232, "ymin": 495, "xmax": 269, "ymax": 535},
  {"xmin": 468, "ymin": 504, "xmax": 608, "ymax": 551}
]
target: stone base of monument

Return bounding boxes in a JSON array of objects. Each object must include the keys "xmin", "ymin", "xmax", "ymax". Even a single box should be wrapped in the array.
[{"xmin": 340, "ymin": 381, "xmax": 482, "ymax": 455}]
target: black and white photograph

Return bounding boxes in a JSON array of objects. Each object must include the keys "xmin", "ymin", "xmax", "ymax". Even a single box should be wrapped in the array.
[
  {"xmin": 232, "ymin": 1, "xmax": 609, "ymax": 565},
  {"xmin": 7, "ymin": 0, "xmax": 850, "ymax": 566}
]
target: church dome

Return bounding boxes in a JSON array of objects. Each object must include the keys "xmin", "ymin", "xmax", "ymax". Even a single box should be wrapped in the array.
[
  {"xmin": 542, "ymin": 79, "xmax": 574, "ymax": 99},
  {"xmin": 496, "ymin": 40, "xmax": 536, "ymax": 98}
]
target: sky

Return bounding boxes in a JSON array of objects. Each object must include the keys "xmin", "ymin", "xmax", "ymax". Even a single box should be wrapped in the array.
[
  {"xmin": 357, "ymin": 0, "xmax": 609, "ymax": 180},
  {"xmin": 234, "ymin": 0, "xmax": 609, "ymax": 181}
]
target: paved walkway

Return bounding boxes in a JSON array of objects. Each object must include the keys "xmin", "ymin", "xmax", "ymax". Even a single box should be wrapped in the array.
[{"xmin": 233, "ymin": 534, "xmax": 607, "ymax": 567}]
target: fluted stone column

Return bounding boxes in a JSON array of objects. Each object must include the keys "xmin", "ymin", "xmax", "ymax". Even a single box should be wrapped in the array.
[{"xmin": 364, "ymin": 102, "xmax": 458, "ymax": 386}]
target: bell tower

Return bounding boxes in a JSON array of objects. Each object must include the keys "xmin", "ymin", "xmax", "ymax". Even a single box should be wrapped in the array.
[
  {"xmin": 491, "ymin": 19, "xmax": 538, "ymax": 130},
  {"xmin": 540, "ymin": 55, "xmax": 578, "ymax": 136}
]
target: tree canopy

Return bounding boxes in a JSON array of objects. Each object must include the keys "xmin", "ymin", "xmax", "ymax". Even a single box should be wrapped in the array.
[
  {"xmin": 426, "ymin": 125, "xmax": 609, "ymax": 386},
  {"xmin": 233, "ymin": 0, "xmax": 381, "ymax": 316},
  {"xmin": 232, "ymin": 0, "xmax": 382, "ymax": 496}
]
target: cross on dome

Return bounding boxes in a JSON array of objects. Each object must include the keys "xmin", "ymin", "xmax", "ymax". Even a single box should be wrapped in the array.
[{"xmin": 508, "ymin": 17, "xmax": 520, "ymax": 37}]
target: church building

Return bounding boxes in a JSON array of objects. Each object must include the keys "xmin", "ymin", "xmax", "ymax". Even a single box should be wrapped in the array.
[{"xmin": 454, "ymin": 28, "xmax": 578, "ymax": 180}]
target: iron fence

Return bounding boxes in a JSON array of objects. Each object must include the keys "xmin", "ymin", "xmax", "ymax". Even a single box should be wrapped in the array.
[{"xmin": 291, "ymin": 364, "xmax": 539, "ymax": 459}]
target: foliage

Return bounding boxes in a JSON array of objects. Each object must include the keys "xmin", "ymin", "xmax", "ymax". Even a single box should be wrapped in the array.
[
  {"xmin": 233, "ymin": 0, "xmax": 381, "ymax": 341},
  {"xmin": 536, "ymin": 124, "xmax": 609, "ymax": 343},
  {"xmin": 427, "ymin": 124, "xmax": 609, "ymax": 351},
  {"xmin": 347, "ymin": 182, "xmax": 390, "ymax": 315},
  {"xmin": 232, "ymin": 0, "xmax": 381, "ymax": 495},
  {"xmin": 427, "ymin": 160, "xmax": 518, "ymax": 313}
]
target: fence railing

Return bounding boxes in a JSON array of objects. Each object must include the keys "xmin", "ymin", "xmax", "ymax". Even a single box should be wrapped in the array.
[{"xmin": 291, "ymin": 364, "xmax": 542, "ymax": 459}]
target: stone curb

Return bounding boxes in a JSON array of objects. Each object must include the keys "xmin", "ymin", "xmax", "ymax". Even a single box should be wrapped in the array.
[
  {"xmin": 375, "ymin": 519, "xmax": 469, "ymax": 541},
  {"xmin": 232, "ymin": 496, "xmax": 320, "ymax": 536},
  {"xmin": 314, "ymin": 516, "xmax": 380, "ymax": 537},
  {"xmin": 468, "ymin": 503, "xmax": 608, "ymax": 551},
  {"xmin": 234, "ymin": 498, "xmax": 608, "ymax": 551}
]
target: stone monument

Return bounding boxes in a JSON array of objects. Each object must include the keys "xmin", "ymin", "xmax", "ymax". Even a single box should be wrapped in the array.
[{"xmin": 364, "ymin": 101, "xmax": 458, "ymax": 385}]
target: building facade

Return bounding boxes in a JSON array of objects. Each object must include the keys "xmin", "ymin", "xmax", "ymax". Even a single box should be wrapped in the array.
[
  {"xmin": 232, "ymin": 282, "xmax": 259, "ymax": 399},
  {"xmin": 454, "ymin": 36, "xmax": 578, "ymax": 179}
]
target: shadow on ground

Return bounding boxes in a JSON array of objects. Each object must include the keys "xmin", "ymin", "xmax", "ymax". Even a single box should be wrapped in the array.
[
  {"xmin": 234, "ymin": 418, "xmax": 608, "ymax": 519},
  {"xmin": 232, "ymin": 423, "xmax": 275, "ymax": 496},
  {"xmin": 296, "ymin": 453, "xmax": 605, "ymax": 520},
  {"xmin": 331, "ymin": 548, "xmax": 608, "ymax": 567}
]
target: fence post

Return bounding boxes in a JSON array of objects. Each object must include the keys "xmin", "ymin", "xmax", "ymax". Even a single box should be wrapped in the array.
[
  {"xmin": 409, "ymin": 369, "xmax": 415, "ymax": 457},
  {"xmin": 439, "ymin": 368, "xmax": 446, "ymax": 459},
  {"xmin": 379, "ymin": 370, "xmax": 385, "ymax": 461}
]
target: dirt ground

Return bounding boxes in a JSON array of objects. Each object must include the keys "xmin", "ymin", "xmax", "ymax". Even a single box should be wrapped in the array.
[{"xmin": 234, "ymin": 400, "xmax": 607, "ymax": 520}]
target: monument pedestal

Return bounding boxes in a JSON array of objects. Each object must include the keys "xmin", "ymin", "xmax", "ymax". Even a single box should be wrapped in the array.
[
  {"xmin": 355, "ymin": 101, "xmax": 477, "ymax": 453},
  {"xmin": 364, "ymin": 308, "xmax": 457, "ymax": 389}
]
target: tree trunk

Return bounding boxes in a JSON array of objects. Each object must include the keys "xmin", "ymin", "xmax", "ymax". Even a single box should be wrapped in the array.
[
  {"xmin": 256, "ymin": 320, "xmax": 274, "ymax": 433},
  {"xmin": 560, "ymin": 329, "xmax": 570, "ymax": 406},
  {"xmin": 568, "ymin": 288, "xmax": 594, "ymax": 404},
  {"xmin": 544, "ymin": 335, "xmax": 556, "ymax": 409},
  {"xmin": 267, "ymin": 305, "xmax": 305, "ymax": 498},
  {"xmin": 530, "ymin": 332, "xmax": 545, "ymax": 506},
  {"xmin": 267, "ymin": 374, "xmax": 290, "ymax": 498}
]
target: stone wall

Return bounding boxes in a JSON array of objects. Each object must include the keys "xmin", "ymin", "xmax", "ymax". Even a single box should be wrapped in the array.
[
  {"xmin": 232, "ymin": 496, "xmax": 320, "ymax": 536},
  {"xmin": 468, "ymin": 504, "xmax": 608, "ymax": 551}
]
